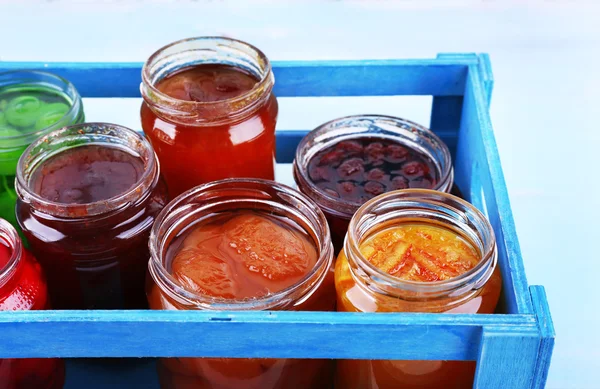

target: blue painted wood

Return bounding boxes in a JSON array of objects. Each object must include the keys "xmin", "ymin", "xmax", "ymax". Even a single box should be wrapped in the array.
[
  {"xmin": 65, "ymin": 359, "xmax": 159, "ymax": 389},
  {"xmin": 0, "ymin": 311, "xmax": 537, "ymax": 359},
  {"xmin": 530, "ymin": 286, "xmax": 556, "ymax": 389},
  {"xmin": 0, "ymin": 59, "xmax": 471, "ymax": 98}
]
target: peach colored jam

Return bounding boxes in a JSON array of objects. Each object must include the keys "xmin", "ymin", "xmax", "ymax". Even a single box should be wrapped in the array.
[{"xmin": 359, "ymin": 223, "xmax": 479, "ymax": 282}]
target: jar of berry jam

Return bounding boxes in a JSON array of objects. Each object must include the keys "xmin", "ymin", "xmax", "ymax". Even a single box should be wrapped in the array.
[
  {"xmin": 293, "ymin": 115, "xmax": 453, "ymax": 252},
  {"xmin": 0, "ymin": 70, "xmax": 84, "ymax": 233},
  {"xmin": 140, "ymin": 37, "xmax": 278, "ymax": 198},
  {"xmin": 148, "ymin": 179, "xmax": 335, "ymax": 389},
  {"xmin": 15, "ymin": 123, "xmax": 168, "ymax": 309},
  {"xmin": 335, "ymin": 189, "xmax": 502, "ymax": 389},
  {"xmin": 0, "ymin": 218, "xmax": 64, "ymax": 389}
]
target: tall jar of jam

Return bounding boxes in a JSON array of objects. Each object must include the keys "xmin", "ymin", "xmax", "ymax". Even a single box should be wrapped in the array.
[
  {"xmin": 147, "ymin": 179, "xmax": 335, "ymax": 389},
  {"xmin": 140, "ymin": 37, "xmax": 278, "ymax": 198},
  {"xmin": 335, "ymin": 189, "xmax": 502, "ymax": 389},
  {"xmin": 0, "ymin": 218, "xmax": 65, "ymax": 389},
  {"xmin": 0, "ymin": 70, "xmax": 84, "ymax": 233},
  {"xmin": 15, "ymin": 123, "xmax": 168, "ymax": 309},
  {"xmin": 294, "ymin": 115, "xmax": 453, "ymax": 252}
]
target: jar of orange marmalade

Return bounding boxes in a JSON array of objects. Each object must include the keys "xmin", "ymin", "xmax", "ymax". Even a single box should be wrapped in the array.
[
  {"xmin": 140, "ymin": 37, "xmax": 278, "ymax": 198},
  {"xmin": 335, "ymin": 190, "xmax": 502, "ymax": 389},
  {"xmin": 147, "ymin": 179, "xmax": 335, "ymax": 389}
]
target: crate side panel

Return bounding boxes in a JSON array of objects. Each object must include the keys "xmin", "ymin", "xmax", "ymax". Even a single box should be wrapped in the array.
[
  {"xmin": 453, "ymin": 67, "xmax": 532, "ymax": 314},
  {"xmin": 0, "ymin": 311, "xmax": 536, "ymax": 359},
  {"xmin": 530, "ymin": 286, "xmax": 555, "ymax": 389},
  {"xmin": 0, "ymin": 60, "xmax": 469, "ymax": 98},
  {"xmin": 65, "ymin": 359, "xmax": 159, "ymax": 389}
]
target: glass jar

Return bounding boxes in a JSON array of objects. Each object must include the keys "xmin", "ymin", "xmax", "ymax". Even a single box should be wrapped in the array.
[
  {"xmin": 0, "ymin": 218, "xmax": 64, "ymax": 389},
  {"xmin": 0, "ymin": 70, "xmax": 84, "ymax": 233},
  {"xmin": 140, "ymin": 37, "xmax": 278, "ymax": 198},
  {"xmin": 293, "ymin": 115, "xmax": 453, "ymax": 252},
  {"xmin": 15, "ymin": 123, "xmax": 168, "ymax": 309},
  {"xmin": 335, "ymin": 189, "xmax": 502, "ymax": 389},
  {"xmin": 148, "ymin": 179, "xmax": 335, "ymax": 389}
]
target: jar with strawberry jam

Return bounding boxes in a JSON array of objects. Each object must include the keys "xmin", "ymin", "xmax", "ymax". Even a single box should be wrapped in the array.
[
  {"xmin": 147, "ymin": 179, "xmax": 335, "ymax": 389},
  {"xmin": 15, "ymin": 123, "xmax": 168, "ymax": 309},
  {"xmin": 141, "ymin": 37, "xmax": 278, "ymax": 198},
  {"xmin": 335, "ymin": 189, "xmax": 502, "ymax": 389},
  {"xmin": 293, "ymin": 115, "xmax": 453, "ymax": 252},
  {"xmin": 0, "ymin": 218, "xmax": 64, "ymax": 389}
]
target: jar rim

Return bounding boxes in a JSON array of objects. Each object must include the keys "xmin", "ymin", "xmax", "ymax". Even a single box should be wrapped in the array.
[
  {"xmin": 293, "ymin": 114, "xmax": 454, "ymax": 219},
  {"xmin": 148, "ymin": 178, "xmax": 334, "ymax": 311},
  {"xmin": 0, "ymin": 70, "xmax": 83, "ymax": 147},
  {"xmin": 0, "ymin": 219, "xmax": 22, "ymax": 286},
  {"xmin": 345, "ymin": 189, "xmax": 496, "ymax": 296},
  {"xmin": 15, "ymin": 122, "xmax": 159, "ymax": 218},
  {"xmin": 141, "ymin": 36, "xmax": 274, "ymax": 125}
]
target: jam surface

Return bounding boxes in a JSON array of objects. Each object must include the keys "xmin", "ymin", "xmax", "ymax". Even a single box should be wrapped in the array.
[
  {"xmin": 308, "ymin": 138, "xmax": 438, "ymax": 203},
  {"xmin": 31, "ymin": 145, "xmax": 144, "ymax": 204},
  {"xmin": 169, "ymin": 212, "xmax": 318, "ymax": 299},
  {"xmin": 360, "ymin": 224, "xmax": 479, "ymax": 282},
  {"xmin": 157, "ymin": 64, "xmax": 258, "ymax": 102}
]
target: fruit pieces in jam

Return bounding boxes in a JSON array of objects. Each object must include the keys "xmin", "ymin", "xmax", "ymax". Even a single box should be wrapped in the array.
[
  {"xmin": 169, "ymin": 212, "xmax": 318, "ymax": 299},
  {"xmin": 31, "ymin": 145, "xmax": 144, "ymax": 204},
  {"xmin": 141, "ymin": 64, "xmax": 278, "ymax": 198},
  {"xmin": 308, "ymin": 138, "xmax": 438, "ymax": 203},
  {"xmin": 149, "ymin": 211, "xmax": 335, "ymax": 389},
  {"xmin": 359, "ymin": 224, "xmax": 479, "ymax": 282},
  {"xmin": 0, "ymin": 232, "xmax": 64, "ymax": 389}
]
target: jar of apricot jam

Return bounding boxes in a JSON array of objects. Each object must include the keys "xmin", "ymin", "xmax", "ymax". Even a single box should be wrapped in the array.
[
  {"xmin": 141, "ymin": 37, "xmax": 278, "ymax": 198},
  {"xmin": 335, "ymin": 189, "xmax": 502, "ymax": 389},
  {"xmin": 293, "ymin": 115, "xmax": 453, "ymax": 252},
  {"xmin": 147, "ymin": 179, "xmax": 335, "ymax": 389},
  {"xmin": 15, "ymin": 123, "xmax": 168, "ymax": 309},
  {"xmin": 0, "ymin": 70, "xmax": 84, "ymax": 234},
  {"xmin": 0, "ymin": 218, "xmax": 64, "ymax": 389}
]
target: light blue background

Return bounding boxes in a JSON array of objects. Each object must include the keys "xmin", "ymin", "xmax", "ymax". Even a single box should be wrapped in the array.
[{"xmin": 1, "ymin": 1, "xmax": 599, "ymax": 388}]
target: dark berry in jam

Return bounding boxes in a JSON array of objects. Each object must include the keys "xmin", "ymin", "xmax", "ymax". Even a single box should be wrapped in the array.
[{"xmin": 307, "ymin": 137, "xmax": 437, "ymax": 203}]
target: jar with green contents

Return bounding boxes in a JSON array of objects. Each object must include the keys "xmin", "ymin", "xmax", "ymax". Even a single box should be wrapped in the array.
[{"xmin": 0, "ymin": 71, "xmax": 84, "ymax": 231}]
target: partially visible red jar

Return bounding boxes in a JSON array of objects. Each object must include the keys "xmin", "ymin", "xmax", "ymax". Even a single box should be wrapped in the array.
[
  {"xmin": 0, "ymin": 218, "xmax": 64, "ymax": 389},
  {"xmin": 293, "ymin": 115, "xmax": 453, "ymax": 252},
  {"xmin": 141, "ymin": 37, "xmax": 278, "ymax": 198},
  {"xmin": 15, "ymin": 123, "xmax": 168, "ymax": 309}
]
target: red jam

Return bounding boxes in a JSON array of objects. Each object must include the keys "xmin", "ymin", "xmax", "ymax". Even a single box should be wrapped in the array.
[
  {"xmin": 0, "ymin": 229, "xmax": 64, "ymax": 389},
  {"xmin": 142, "ymin": 63, "xmax": 278, "ymax": 198},
  {"xmin": 308, "ymin": 138, "xmax": 438, "ymax": 203},
  {"xmin": 31, "ymin": 145, "xmax": 144, "ymax": 204}
]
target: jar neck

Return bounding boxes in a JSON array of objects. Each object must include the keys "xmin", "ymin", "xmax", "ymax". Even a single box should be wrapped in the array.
[
  {"xmin": 141, "ymin": 36, "xmax": 274, "ymax": 127},
  {"xmin": 15, "ymin": 122, "xmax": 159, "ymax": 219},
  {"xmin": 0, "ymin": 70, "xmax": 84, "ymax": 151},
  {"xmin": 293, "ymin": 115, "xmax": 454, "ymax": 219},
  {"xmin": 149, "ymin": 178, "xmax": 334, "ymax": 311},
  {"xmin": 0, "ymin": 219, "xmax": 22, "ymax": 290},
  {"xmin": 344, "ymin": 189, "xmax": 497, "ymax": 301}
]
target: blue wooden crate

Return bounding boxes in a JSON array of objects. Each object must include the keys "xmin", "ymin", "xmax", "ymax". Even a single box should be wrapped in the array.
[{"xmin": 0, "ymin": 54, "xmax": 554, "ymax": 389}]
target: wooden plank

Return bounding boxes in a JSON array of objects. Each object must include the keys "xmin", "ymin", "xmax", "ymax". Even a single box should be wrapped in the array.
[
  {"xmin": 530, "ymin": 286, "xmax": 556, "ymax": 389},
  {"xmin": 473, "ymin": 326, "xmax": 541, "ymax": 389},
  {"xmin": 0, "ymin": 59, "xmax": 471, "ymax": 98},
  {"xmin": 0, "ymin": 311, "xmax": 537, "ymax": 359}
]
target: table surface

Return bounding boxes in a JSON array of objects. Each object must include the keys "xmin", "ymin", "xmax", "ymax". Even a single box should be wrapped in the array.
[{"xmin": 1, "ymin": 1, "xmax": 599, "ymax": 388}]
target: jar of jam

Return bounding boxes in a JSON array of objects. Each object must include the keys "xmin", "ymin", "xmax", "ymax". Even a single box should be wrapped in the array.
[
  {"xmin": 294, "ymin": 115, "xmax": 453, "ymax": 252},
  {"xmin": 147, "ymin": 179, "xmax": 335, "ymax": 389},
  {"xmin": 0, "ymin": 70, "xmax": 84, "ymax": 234},
  {"xmin": 140, "ymin": 37, "xmax": 278, "ymax": 198},
  {"xmin": 0, "ymin": 218, "xmax": 64, "ymax": 389},
  {"xmin": 15, "ymin": 123, "xmax": 168, "ymax": 309},
  {"xmin": 335, "ymin": 189, "xmax": 502, "ymax": 389}
]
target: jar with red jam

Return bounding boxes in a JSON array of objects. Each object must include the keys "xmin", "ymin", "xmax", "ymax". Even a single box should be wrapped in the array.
[
  {"xmin": 335, "ymin": 189, "xmax": 502, "ymax": 389},
  {"xmin": 15, "ymin": 123, "xmax": 168, "ymax": 309},
  {"xmin": 147, "ymin": 179, "xmax": 335, "ymax": 389},
  {"xmin": 0, "ymin": 218, "xmax": 64, "ymax": 389},
  {"xmin": 140, "ymin": 37, "xmax": 278, "ymax": 198},
  {"xmin": 293, "ymin": 115, "xmax": 453, "ymax": 252}
]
